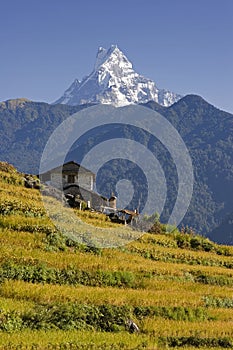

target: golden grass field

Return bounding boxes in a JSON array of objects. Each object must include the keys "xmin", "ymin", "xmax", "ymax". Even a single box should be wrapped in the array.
[{"xmin": 0, "ymin": 163, "xmax": 232, "ymax": 349}]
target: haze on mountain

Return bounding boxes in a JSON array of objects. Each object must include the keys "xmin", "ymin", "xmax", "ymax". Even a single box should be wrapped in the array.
[
  {"xmin": 55, "ymin": 45, "xmax": 182, "ymax": 107},
  {"xmin": 0, "ymin": 95, "xmax": 233, "ymax": 245}
]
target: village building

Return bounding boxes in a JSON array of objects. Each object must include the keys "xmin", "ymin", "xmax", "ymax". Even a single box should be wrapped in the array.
[
  {"xmin": 40, "ymin": 161, "xmax": 139, "ymax": 224},
  {"xmin": 40, "ymin": 161, "xmax": 107, "ymax": 210},
  {"xmin": 40, "ymin": 161, "xmax": 95, "ymax": 191}
]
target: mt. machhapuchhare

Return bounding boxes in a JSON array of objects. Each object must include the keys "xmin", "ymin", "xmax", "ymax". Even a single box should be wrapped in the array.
[{"xmin": 55, "ymin": 45, "xmax": 182, "ymax": 107}]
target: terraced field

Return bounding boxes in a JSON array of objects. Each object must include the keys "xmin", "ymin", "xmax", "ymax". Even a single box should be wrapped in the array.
[{"xmin": 0, "ymin": 163, "xmax": 232, "ymax": 349}]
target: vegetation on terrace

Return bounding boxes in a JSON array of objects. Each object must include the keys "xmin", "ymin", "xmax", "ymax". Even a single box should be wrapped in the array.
[{"xmin": 0, "ymin": 162, "xmax": 232, "ymax": 349}]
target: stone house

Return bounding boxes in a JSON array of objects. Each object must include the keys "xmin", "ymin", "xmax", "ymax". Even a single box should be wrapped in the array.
[
  {"xmin": 40, "ymin": 161, "xmax": 95, "ymax": 191},
  {"xmin": 40, "ymin": 161, "xmax": 107, "ymax": 210}
]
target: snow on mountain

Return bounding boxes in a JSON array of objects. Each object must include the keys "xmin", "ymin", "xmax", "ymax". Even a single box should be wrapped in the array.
[{"xmin": 55, "ymin": 45, "xmax": 182, "ymax": 107}]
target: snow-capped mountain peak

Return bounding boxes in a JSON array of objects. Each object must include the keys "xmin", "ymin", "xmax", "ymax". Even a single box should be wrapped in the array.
[
  {"xmin": 55, "ymin": 45, "xmax": 182, "ymax": 107},
  {"xmin": 94, "ymin": 45, "xmax": 129, "ymax": 70}
]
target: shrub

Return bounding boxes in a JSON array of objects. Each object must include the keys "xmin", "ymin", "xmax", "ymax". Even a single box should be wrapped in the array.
[
  {"xmin": 0, "ymin": 261, "xmax": 136, "ymax": 288},
  {"xmin": 133, "ymin": 306, "xmax": 208, "ymax": 321},
  {"xmin": 0, "ymin": 310, "xmax": 24, "ymax": 332},
  {"xmin": 159, "ymin": 336, "xmax": 233, "ymax": 348},
  {"xmin": 21, "ymin": 303, "xmax": 131, "ymax": 332},
  {"xmin": 0, "ymin": 162, "xmax": 17, "ymax": 174},
  {"xmin": 203, "ymin": 296, "xmax": 233, "ymax": 308}
]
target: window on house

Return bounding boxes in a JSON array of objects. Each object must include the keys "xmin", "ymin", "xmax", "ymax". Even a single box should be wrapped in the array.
[{"xmin": 67, "ymin": 175, "xmax": 75, "ymax": 183}]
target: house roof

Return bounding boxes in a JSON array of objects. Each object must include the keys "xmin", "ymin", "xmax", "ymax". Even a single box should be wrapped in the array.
[
  {"xmin": 119, "ymin": 209, "xmax": 139, "ymax": 216},
  {"xmin": 63, "ymin": 183, "xmax": 108, "ymax": 201},
  {"xmin": 41, "ymin": 161, "xmax": 95, "ymax": 176}
]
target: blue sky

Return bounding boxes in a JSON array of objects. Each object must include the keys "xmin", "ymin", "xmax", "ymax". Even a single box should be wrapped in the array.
[{"xmin": 1, "ymin": 0, "xmax": 233, "ymax": 112}]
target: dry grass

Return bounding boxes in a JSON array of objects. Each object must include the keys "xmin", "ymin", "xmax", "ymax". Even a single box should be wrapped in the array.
[{"xmin": 0, "ymin": 165, "xmax": 232, "ymax": 348}]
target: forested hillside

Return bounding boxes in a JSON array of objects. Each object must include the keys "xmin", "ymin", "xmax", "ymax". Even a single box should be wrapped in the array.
[
  {"xmin": 144, "ymin": 96, "xmax": 233, "ymax": 243},
  {"xmin": 0, "ymin": 95, "xmax": 232, "ymax": 243}
]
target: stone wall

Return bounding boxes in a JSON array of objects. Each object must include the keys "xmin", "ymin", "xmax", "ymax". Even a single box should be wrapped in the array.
[
  {"xmin": 51, "ymin": 173, "xmax": 94, "ymax": 191},
  {"xmin": 51, "ymin": 173, "xmax": 63, "ymax": 189},
  {"xmin": 63, "ymin": 185, "xmax": 107, "ymax": 211}
]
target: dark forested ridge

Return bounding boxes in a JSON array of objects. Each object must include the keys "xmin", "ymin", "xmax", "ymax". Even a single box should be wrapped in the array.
[
  {"xmin": 143, "ymin": 96, "xmax": 233, "ymax": 244},
  {"xmin": 0, "ymin": 98, "xmax": 93, "ymax": 173},
  {"xmin": 0, "ymin": 96, "xmax": 232, "ymax": 244}
]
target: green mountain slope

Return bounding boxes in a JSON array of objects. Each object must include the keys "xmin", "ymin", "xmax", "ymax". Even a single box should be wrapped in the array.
[
  {"xmin": 0, "ymin": 163, "xmax": 232, "ymax": 349},
  {"xmin": 0, "ymin": 98, "xmax": 92, "ymax": 173},
  {"xmin": 144, "ymin": 96, "xmax": 233, "ymax": 244},
  {"xmin": 0, "ymin": 96, "xmax": 232, "ymax": 244}
]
